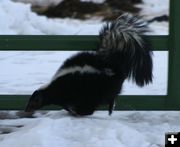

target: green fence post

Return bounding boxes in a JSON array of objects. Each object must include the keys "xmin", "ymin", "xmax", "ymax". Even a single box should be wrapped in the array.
[{"xmin": 167, "ymin": 0, "xmax": 180, "ymax": 109}]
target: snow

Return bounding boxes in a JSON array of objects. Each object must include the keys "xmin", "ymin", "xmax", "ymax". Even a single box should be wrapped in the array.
[
  {"xmin": 0, "ymin": 111, "xmax": 180, "ymax": 147},
  {"xmin": 12, "ymin": 0, "xmax": 63, "ymax": 6},
  {"xmin": 0, "ymin": 0, "xmax": 174, "ymax": 147},
  {"xmin": 138, "ymin": 0, "xmax": 169, "ymax": 19},
  {"xmin": 138, "ymin": 0, "xmax": 169, "ymax": 35},
  {"xmin": 0, "ymin": 0, "xmax": 169, "ymax": 35},
  {"xmin": 12, "ymin": 0, "xmax": 105, "ymax": 6},
  {"xmin": 0, "ymin": 0, "xmax": 102, "ymax": 35},
  {"xmin": 0, "ymin": 51, "xmax": 168, "ymax": 95},
  {"xmin": 0, "ymin": 51, "xmax": 77, "ymax": 94},
  {"xmin": 148, "ymin": 22, "xmax": 169, "ymax": 35}
]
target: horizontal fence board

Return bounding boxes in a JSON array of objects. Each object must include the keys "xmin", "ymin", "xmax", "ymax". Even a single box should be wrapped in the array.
[
  {"xmin": 0, "ymin": 95, "xmax": 167, "ymax": 110},
  {"xmin": 0, "ymin": 35, "xmax": 168, "ymax": 51}
]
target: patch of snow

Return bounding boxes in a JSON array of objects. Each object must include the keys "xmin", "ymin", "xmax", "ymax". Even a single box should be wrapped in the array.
[
  {"xmin": 1, "ymin": 0, "xmax": 168, "ymax": 35},
  {"xmin": 12, "ymin": 0, "xmax": 63, "ymax": 6},
  {"xmin": 148, "ymin": 22, "xmax": 169, "ymax": 35},
  {"xmin": 0, "ymin": 111, "xmax": 180, "ymax": 147},
  {"xmin": 11, "ymin": 0, "xmax": 105, "ymax": 6},
  {"xmin": 0, "ymin": 0, "xmax": 103, "ymax": 35},
  {"xmin": 0, "ymin": 51, "xmax": 77, "ymax": 94},
  {"xmin": 139, "ymin": 0, "xmax": 169, "ymax": 19},
  {"xmin": 0, "ymin": 51, "xmax": 168, "ymax": 95}
]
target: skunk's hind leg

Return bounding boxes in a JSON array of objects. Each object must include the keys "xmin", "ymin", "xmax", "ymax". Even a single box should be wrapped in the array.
[{"xmin": 108, "ymin": 99, "xmax": 116, "ymax": 115}]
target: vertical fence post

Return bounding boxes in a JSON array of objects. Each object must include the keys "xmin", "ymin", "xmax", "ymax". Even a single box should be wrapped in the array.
[{"xmin": 167, "ymin": 0, "xmax": 180, "ymax": 109}]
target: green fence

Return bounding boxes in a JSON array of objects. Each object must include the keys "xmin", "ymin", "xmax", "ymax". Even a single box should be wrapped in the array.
[{"xmin": 0, "ymin": 0, "xmax": 180, "ymax": 110}]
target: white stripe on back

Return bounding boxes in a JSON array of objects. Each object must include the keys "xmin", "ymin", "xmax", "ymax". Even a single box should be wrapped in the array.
[
  {"xmin": 52, "ymin": 65, "xmax": 101, "ymax": 81},
  {"xmin": 39, "ymin": 65, "xmax": 114, "ymax": 90}
]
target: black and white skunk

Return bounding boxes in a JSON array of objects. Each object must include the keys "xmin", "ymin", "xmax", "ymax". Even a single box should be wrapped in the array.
[{"xmin": 25, "ymin": 13, "xmax": 153, "ymax": 116}]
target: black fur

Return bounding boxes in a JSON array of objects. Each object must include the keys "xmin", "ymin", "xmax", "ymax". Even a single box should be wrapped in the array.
[{"xmin": 25, "ymin": 13, "xmax": 153, "ymax": 116}]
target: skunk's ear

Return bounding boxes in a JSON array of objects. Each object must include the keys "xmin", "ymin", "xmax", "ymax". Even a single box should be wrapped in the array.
[{"xmin": 25, "ymin": 90, "xmax": 44, "ymax": 112}]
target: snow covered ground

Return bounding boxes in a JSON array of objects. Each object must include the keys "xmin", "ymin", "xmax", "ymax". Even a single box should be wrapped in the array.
[
  {"xmin": 0, "ymin": 0, "xmax": 174, "ymax": 147},
  {"xmin": 1, "ymin": 111, "xmax": 180, "ymax": 147}
]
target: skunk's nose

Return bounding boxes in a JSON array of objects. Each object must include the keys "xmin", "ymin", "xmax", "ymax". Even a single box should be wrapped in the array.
[
  {"xmin": 25, "ymin": 91, "xmax": 43, "ymax": 112},
  {"xmin": 25, "ymin": 99, "xmax": 42, "ymax": 112},
  {"xmin": 25, "ymin": 97, "xmax": 37, "ymax": 112}
]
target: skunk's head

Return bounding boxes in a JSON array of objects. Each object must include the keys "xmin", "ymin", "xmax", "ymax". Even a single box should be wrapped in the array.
[{"xmin": 25, "ymin": 90, "xmax": 44, "ymax": 112}]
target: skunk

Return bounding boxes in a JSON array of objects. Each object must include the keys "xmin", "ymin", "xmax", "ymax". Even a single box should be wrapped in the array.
[{"xmin": 25, "ymin": 13, "xmax": 153, "ymax": 116}]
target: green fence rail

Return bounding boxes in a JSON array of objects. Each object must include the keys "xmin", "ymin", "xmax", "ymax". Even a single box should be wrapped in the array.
[
  {"xmin": 0, "ymin": 0, "xmax": 180, "ymax": 111},
  {"xmin": 0, "ymin": 35, "xmax": 168, "ymax": 51}
]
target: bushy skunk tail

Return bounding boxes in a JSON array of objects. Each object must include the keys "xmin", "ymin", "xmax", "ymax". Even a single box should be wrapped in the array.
[{"xmin": 98, "ymin": 13, "xmax": 153, "ymax": 86}]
